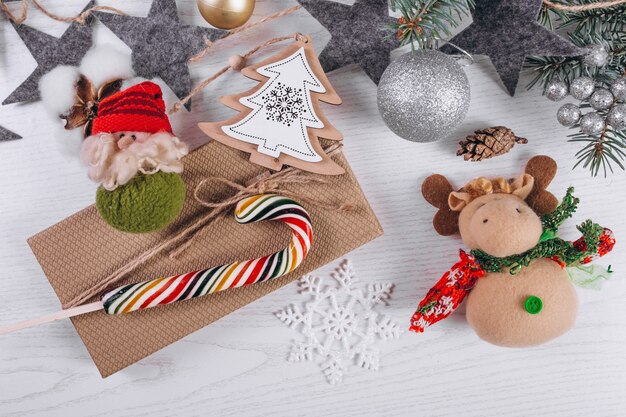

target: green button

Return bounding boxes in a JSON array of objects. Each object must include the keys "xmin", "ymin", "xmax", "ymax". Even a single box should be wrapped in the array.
[{"xmin": 525, "ymin": 296, "xmax": 543, "ymax": 315}]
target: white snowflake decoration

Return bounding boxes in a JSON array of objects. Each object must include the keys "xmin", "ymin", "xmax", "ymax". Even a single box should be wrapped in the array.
[{"xmin": 276, "ymin": 260, "xmax": 402, "ymax": 384}]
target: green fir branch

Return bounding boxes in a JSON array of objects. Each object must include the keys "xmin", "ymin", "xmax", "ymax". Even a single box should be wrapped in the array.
[
  {"xmin": 569, "ymin": 127, "xmax": 626, "ymax": 177},
  {"xmin": 516, "ymin": 1, "xmax": 626, "ymax": 177},
  {"xmin": 538, "ymin": 2, "xmax": 567, "ymax": 31},
  {"xmin": 525, "ymin": 31, "xmax": 626, "ymax": 89},
  {"xmin": 388, "ymin": 0, "xmax": 474, "ymax": 50},
  {"xmin": 555, "ymin": 0, "xmax": 626, "ymax": 35},
  {"xmin": 524, "ymin": 16, "xmax": 626, "ymax": 177}
]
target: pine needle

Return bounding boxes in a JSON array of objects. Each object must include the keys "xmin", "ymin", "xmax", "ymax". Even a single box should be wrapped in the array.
[
  {"xmin": 526, "ymin": 2, "xmax": 626, "ymax": 176},
  {"xmin": 388, "ymin": 0, "xmax": 474, "ymax": 50}
]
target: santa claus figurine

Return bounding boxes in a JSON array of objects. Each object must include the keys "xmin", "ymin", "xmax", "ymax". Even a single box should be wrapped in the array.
[
  {"xmin": 80, "ymin": 81, "xmax": 188, "ymax": 191},
  {"xmin": 39, "ymin": 46, "xmax": 188, "ymax": 233},
  {"xmin": 80, "ymin": 81, "xmax": 188, "ymax": 233}
]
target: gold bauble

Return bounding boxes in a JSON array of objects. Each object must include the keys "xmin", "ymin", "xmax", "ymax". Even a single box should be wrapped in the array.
[{"xmin": 197, "ymin": 0, "xmax": 255, "ymax": 30}]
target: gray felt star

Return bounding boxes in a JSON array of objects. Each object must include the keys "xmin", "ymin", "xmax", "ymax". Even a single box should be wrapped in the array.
[
  {"xmin": 297, "ymin": 0, "xmax": 399, "ymax": 84},
  {"xmin": 94, "ymin": 0, "xmax": 227, "ymax": 110},
  {"xmin": 0, "ymin": 125, "xmax": 22, "ymax": 142},
  {"xmin": 3, "ymin": 1, "xmax": 95, "ymax": 105},
  {"xmin": 440, "ymin": 0, "xmax": 584, "ymax": 96}
]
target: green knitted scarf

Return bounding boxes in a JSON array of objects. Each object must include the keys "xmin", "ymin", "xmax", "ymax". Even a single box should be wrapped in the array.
[{"xmin": 470, "ymin": 187, "xmax": 604, "ymax": 275}]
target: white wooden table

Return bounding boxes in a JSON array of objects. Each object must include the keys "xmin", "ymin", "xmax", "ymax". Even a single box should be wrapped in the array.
[{"xmin": 1, "ymin": 1, "xmax": 625, "ymax": 416}]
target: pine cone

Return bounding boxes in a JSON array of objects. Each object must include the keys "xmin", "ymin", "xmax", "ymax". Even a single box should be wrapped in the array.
[{"xmin": 457, "ymin": 126, "xmax": 528, "ymax": 161}]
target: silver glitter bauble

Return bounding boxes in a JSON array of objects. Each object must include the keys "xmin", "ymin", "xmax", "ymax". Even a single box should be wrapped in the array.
[
  {"xmin": 583, "ymin": 44, "xmax": 609, "ymax": 68},
  {"xmin": 579, "ymin": 112, "xmax": 606, "ymax": 136},
  {"xmin": 570, "ymin": 76, "xmax": 596, "ymax": 100},
  {"xmin": 611, "ymin": 76, "xmax": 626, "ymax": 102},
  {"xmin": 557, "ymin": 103, "xmax": 582, "ymax": 127},
  {"xmin": 377, "ymin": 50, "xmax": 470, "ymax": 143},
  {"xmin": 607, "ymin": 104, "xmax": 626, "ymax": 130},
  {"xmin": 589, "ymin": 88, "xmax": 614, "ymax": 110},
  {"xmin": 544, "ymin": 79, "xmax": 568, "ymax": 101}
]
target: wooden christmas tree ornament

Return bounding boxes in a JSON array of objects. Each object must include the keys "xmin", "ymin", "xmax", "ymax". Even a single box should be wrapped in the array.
[{"xmin": 199, "ymin": 35, "xmax": 345, "ymax": 175}]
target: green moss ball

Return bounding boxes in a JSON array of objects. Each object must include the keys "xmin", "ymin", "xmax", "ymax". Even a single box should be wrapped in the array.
[{"xmin": 96, "ymin": 172, "xmax": 186, "ymax": 233}]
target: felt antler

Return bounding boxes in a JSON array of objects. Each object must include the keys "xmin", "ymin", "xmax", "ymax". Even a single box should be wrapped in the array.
[
  {"xmin": 525, "ymin": 155, "xmax": 559, "ymax": 215},
  {"xmin": 422, "ymin": 174, "xmax": 460, "ymax": 236}
]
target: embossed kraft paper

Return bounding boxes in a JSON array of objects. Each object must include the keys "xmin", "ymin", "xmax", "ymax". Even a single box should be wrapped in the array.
[{"xmin": 27, "ymin": 141, "xmax": 383, "ymax": 377}]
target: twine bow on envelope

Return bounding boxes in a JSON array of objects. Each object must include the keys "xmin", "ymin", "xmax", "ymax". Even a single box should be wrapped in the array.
[{"xmin": 62, "ymin": 143, "xmax": 352, "ymax": 309}]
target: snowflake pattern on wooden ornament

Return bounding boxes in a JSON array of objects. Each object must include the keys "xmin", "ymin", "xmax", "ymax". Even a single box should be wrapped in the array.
[
  {"xmin": 199, "ymin": 35, "xmax": 344, "ymax": 175},
  {"xmin": 262, "ymin": 83, "xmax": 306, "ymax": 126},
  {"xmin": 276, "ymin": 260, "xmax": 402, "ymax": 384}
]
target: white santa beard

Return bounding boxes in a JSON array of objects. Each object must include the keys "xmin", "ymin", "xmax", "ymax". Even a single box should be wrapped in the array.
[{"xmin": 81, "ymin": 132, "xmax": 189, "ymax": 191}]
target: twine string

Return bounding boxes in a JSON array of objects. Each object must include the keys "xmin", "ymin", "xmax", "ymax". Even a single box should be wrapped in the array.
[
  {"xmin": 229, "ymin": 4, "xmax": 301, "ymax": 36},
  {"xmin": 189, "ymin": 4, "xmax": 303, "ymax": 62},
  {"xmin": 171, "ymin": 145, "xmax": 352, "ymax": 258},
  {"xmin": 30, "ymin": 0, "xmax": 128, "ymax": 24},
  {"xmin": 0, "ymin": 0, "xmax": 300, "ymax": 54},
  {"xmin": 542, "ymin": 0, "xmax": 626, "ymax": 11},
  {"xmin": 0, "ymin": 0, "xmax": 127, "ymax": 24},
  {"xmin": 4, "ymin": 1, "xmax": 625, "ymax": 31},
  {"xmin": 0, "ymin": 0, "xmax": 305, "ymax": 115},
  {"xmin": 62, "ymin": 143, "xmax": 350, "ymax": 309},
  {"xmin": 0, "ymin": 0, "xmax": 27, "ymax": 24},
  {"xmin": 169, "ymin": 33, "xmax": 300, "ymax": 114}
]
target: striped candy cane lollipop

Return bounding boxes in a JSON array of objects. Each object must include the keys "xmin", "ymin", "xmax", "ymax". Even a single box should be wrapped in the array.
[
  {"xmin": 102, "ymin": 194, "xmax": 313, "ymax": 315},
  {"xmin": 0, "ymin": 194, "xmax": 313, "ymax": 336}
]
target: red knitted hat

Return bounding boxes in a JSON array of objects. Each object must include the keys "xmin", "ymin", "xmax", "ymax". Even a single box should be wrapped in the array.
[{"xmin": 91, "ymin": 81, "xmax": 173, "ymax": 136}]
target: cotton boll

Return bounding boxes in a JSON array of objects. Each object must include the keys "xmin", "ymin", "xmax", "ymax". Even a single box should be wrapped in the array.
[
  {"xmin": 39, "ymin": 65, "xmax": 80, "ymax": 117},
  {"xmin": 80, "ymin": 44, "xmax": 134, "ymax": 87}
]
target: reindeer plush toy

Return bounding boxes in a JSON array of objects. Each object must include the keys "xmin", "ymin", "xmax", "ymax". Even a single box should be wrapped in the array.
[{"xmin": 411, "ymin": 156, "xmax": 616, "ymax": 347}]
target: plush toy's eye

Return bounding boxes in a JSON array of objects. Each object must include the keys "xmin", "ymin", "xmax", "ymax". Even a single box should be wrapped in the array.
[
  {"xmin": 483, "ymin": 219, "xmax": 489, "ymax": 223},
  {"xmin": 120, "ymin": 133, "xmax": 125, "ymax": 138},
  {"xmin": 516, "ymin": 208, "xmax": 522, "ymax": 213},
  {"xmin": 131, "ymin": 135, "xmax": 137, "ymax": 140}
]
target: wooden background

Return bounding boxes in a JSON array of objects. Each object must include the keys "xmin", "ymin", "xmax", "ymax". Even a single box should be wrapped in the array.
[{"xmin": 1, "ymin": 1, "xmax": 625, "ymax": 416}]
